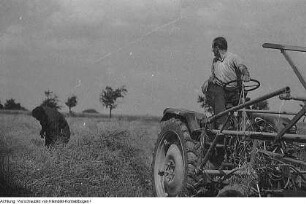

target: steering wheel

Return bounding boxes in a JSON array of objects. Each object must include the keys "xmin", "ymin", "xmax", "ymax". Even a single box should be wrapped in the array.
[{"xmin": 223, "ymin": 78, "xmax": 260, "ymax": 92}]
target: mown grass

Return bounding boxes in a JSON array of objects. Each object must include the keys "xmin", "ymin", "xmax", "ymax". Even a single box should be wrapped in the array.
[
  {"xmin": 2, "ymin": 112, "xmax": 306, "ymax": 197},
  {"xmin": 0, "ymin": 114, "xmax": 160, "ymax": 197}
]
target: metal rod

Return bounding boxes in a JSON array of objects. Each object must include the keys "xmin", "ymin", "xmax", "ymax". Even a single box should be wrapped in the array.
[
  {"xmin": 200, "ymin": 114, "xmax": 231, "ymax": 170},
  {"xmin": 242, "ymin": 87, "xmax": 247, "ymax": 132},
  {"xmin": 258, "ymin": 150, "xmax": 306, "ymax": 167},
  {"xmin": 209, "ymin": 129, "xmax": 306, "ymax": 142},
  {"xmin": 288, "ymin": 96, "xmax": 306, "ymax": 102},
  {"xmin": 202, "ymin": 169, "xmax": 248, "ymax": 176},
  {"xmin": 298, "ymin": 171, "xmax": 306, "ymax": 174},
  {"xmin": 281, "ymin": 50, "xmax": 306, "ymax": 91},
  {"xmin": 207, "ymin": 87, "xmax": 290, "ymax": 123},
  {"xmin": 262, "ymin": 43, "xmax": 306, "ymax": 53},
  {"xmin": 202, "ymin": 169, "xmax": 306, "ymax": 176},
  {"xmin": 275, "ymin": 105, "xmax": 306, "ymax": 141},
  {"xmin": 238, "ymin": 109, "xmax": 302, "ymax": 116},
  {"xmin": 279, "ymin": 95, "xmax": 306, "ymax": 102},
  {"xmin": 200, "ymin": 132, "xmax": 223, "ymax": 170},
  {"xmin": 202, "ymin": 170, "xmax": 231, "ymax": 175}
]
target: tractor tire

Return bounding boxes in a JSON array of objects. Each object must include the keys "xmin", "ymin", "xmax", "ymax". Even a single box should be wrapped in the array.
[
  {"xmin": 217, "ymin": 184, "xmax": 246, "ymax": 197},
  {"xmin": 152, "ymin": 118, "xmax": 202, "ymax": 197}
]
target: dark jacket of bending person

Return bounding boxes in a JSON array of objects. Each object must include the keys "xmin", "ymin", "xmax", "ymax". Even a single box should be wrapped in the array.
[{"xmin": 32, "ymin": 106, "xmax": 70, "ymax": 147}]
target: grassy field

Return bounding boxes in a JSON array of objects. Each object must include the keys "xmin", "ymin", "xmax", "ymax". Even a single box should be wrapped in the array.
[
  {"xmin": 1, "ymin": 112, "xmax": 306, "ymax": 197},
  {"xmin": 0, "ymin": 113, "xmax": 160, "ymax": 197}
]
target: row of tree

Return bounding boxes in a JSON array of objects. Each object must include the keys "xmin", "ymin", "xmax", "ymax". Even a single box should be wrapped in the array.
[
  {"xmin": 2, "ymin": 86, "xmax": 268, "ymax": 117},
  {"xmin": 41, "ymin": 90, "xmax": 77, "ymax": 113},
  {"xmin": 0, "ymin": 98, "xmax": 27, "ymax": 111},
  {"xmin": 0, "ymin": 86, "xmax": 128, "ymax": 118}
]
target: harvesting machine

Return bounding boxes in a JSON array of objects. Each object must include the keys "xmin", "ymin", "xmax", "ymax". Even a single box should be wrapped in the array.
[{"xmin": 152, "ymin": 43, "xmax": 306, "ymax": 197}]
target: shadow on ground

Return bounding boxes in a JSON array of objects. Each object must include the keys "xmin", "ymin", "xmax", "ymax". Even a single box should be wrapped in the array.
[{"xmin": 0, "ymin": 177, "xmax": 33, "ymax": 197}]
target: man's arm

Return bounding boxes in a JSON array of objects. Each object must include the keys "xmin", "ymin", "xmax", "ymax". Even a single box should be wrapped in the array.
[
  {"xmin": 202, "ymin": 60, "xmax": 215, "ymax": 94},
  {"xmin": 238, "ymin": 64, "xmax": 250, "ymax": 82},
  {"xmin": 209, "ymin": 59, "xmax": 216, "ymax": 82},
  {"xmin": 39, "ymin": 121, "xmax": 47, "ymax": 138},
  {"xmin": 232, "ymin": 54, "xmax": 250, "ymax": 82}
]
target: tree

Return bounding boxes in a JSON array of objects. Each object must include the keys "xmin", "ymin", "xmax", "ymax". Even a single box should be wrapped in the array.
[
  {"xmin": 197, "ymin": 94, "xmax": 213, "ymax": 115},
  {"xmin": 65, "ymin": 95, "xmax": 78, "ymax": 114},
  {"xmin": 99, "ymin": 86, "xmax": 127, "ymax": 118},
  {"xmin": 0, "ymin": 100, "xmax": 3, "ymax": 109},
  {"xmin": 41, "ymin": 90, "xmax": 61, "ymax": 110},
  {"xmin": 4, "ymin": 98, "xmax": 27, "ymax": 110}
]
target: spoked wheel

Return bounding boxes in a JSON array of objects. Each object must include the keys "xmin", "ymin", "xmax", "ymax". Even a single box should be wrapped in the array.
[
  {"xmin": 156, "ymin": 144, "xmax": 185, "ymax": 196},
  {"xmin": 152, "ymin": 118, "xmax": 201, "ymax": 197},
  {"xmin": 223, "ymin": 79, "xmax": 260, "ymax": 92}
]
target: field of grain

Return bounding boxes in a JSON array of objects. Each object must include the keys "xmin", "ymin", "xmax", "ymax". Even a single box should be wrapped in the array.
[
  {"xmin": 2, "ymin": 112, "xmax": 306, "ymax": 197},
  {"xmin": 0, "ymin": 113, "xmax": 160, "ymax": 197}
]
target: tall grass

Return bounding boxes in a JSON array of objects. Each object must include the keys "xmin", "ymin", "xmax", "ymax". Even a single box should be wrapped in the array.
[{"xmin": 0, "ymin": 114, "xmax": 160, "ymax": 197}]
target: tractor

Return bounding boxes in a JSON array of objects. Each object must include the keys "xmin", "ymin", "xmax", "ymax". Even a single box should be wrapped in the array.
[{"xmin": 151, "ymin": 43, "xmax": 306, "ymax": 197}]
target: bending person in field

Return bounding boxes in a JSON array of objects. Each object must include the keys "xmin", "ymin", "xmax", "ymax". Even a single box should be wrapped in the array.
[
  {"xmin": 32, "ymin": 106, "xmax": 70, "ymax": 147},
  {"xmin": 202, "ymin": 37, "xmax": 251, "ymax": 129}
]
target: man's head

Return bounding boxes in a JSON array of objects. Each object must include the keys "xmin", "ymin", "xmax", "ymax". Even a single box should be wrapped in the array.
[{"xmin": 212, "ymin": 37, "xmax": 227, "ymax": 58}]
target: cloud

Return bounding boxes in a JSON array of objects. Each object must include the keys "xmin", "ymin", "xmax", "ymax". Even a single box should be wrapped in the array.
[
  {"xmin": 2, "ymin": 0, "xmax": 306, "ymax": 115},
  {"xmin": 195, "ymin": 1, "xmax": 225, "ymax": 21},
  {"xmin": 0, "ymin": 24, "xmax": 26, "ymax": 51},
  {"xmin": 45, "ymin": 38, "xmax": 90, "ymax": 51},
  {"xmin": 0, "ymin": 0, "xmax": 184, "ymax": 55},
  {"xmin": 48, "ymin": 0, "xmax": 106, "ymax": 27},
  {"xmin": 48, "ymin": 0, "xmax": 181, "ymax": 28}
]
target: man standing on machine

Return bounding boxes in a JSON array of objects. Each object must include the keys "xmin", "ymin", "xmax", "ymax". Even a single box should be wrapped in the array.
[{"xmin": 202, "ymin": 37, "xmax": 251, "ymax": 129}]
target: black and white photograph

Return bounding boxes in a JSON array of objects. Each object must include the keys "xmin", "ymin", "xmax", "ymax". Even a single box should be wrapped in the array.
[{"xmin": 0, "ymin": 0, "xmax": 306, "ymax": 198}]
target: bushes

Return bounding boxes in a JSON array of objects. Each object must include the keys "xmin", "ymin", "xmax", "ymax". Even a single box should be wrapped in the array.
[{"xmin": 82, "ymin": 109, "xmax": 99, "ymax": 114}]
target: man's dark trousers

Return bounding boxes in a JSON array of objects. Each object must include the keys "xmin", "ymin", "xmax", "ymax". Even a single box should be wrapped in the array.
[{"xmin": 207, "ymin": 82, "xmax": 227, "ymax": 129}]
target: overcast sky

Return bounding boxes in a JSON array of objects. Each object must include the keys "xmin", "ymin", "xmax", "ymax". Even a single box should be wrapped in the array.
[{"xmin": 0, "ymin": 0, "xmax": 306, "ymax": 116}]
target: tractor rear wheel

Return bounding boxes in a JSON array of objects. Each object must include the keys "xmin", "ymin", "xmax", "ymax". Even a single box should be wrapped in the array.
[{"xmin": 152, "ymin": 118, "xmax": 202, "ymax": 196}]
